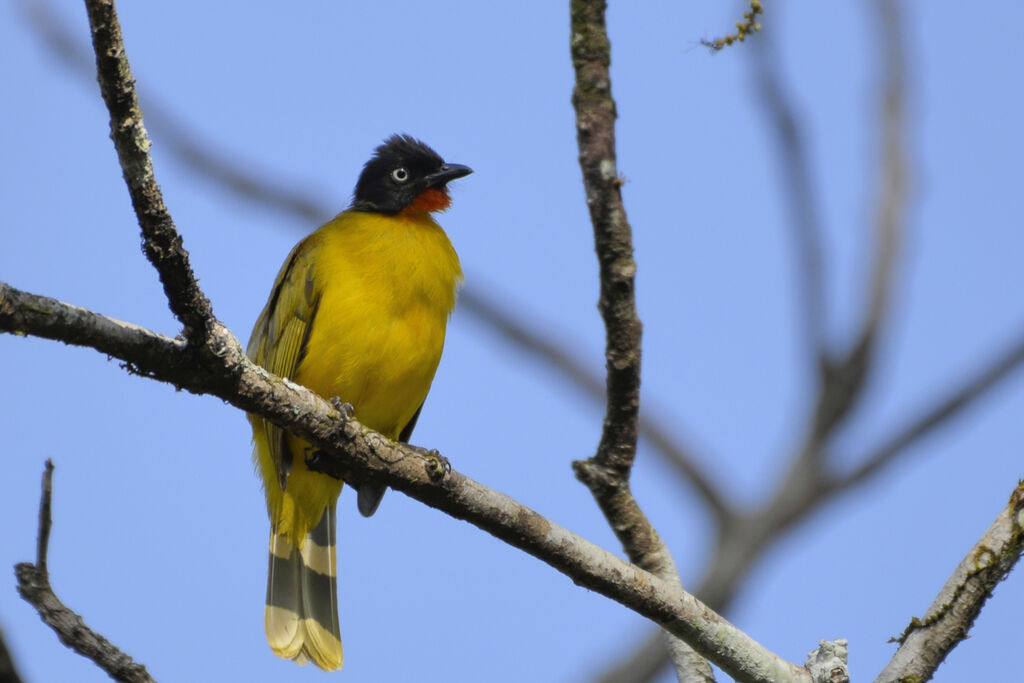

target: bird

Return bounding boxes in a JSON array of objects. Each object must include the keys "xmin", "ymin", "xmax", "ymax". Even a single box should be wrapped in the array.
[{"xmin": 246, "ymin": 135, "xmax": 471, "ymax": 671}]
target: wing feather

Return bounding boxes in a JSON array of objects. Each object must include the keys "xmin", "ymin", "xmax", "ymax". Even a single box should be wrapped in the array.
[{"xmin": 248, "ymin": 235, "xmax": 322, "ymax": 489}]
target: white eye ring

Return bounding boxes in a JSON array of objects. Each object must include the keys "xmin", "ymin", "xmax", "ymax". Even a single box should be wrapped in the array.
[{"xmin": 391, "ymin": 167, "xmax": 409, "ymax": 182}]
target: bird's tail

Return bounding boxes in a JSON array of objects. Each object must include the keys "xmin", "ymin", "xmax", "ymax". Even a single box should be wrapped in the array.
[{"xmin": 264, "ymin": 501, "xmax": 343, "ymax": 671}]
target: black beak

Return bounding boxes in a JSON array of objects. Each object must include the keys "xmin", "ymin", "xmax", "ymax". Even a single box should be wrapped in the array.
[{"xmin": 425, "ymin": 163, "xmax": 473, "ymax": 187}]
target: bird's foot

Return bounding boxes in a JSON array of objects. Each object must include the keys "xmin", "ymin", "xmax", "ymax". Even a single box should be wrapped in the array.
[
  {"xmin": 329, "ymin": 397, "xmax": 354, "ymax": 418},
  {"xmin": 409, "ymin": 446, "xmax": 450, "ymax": 481}
]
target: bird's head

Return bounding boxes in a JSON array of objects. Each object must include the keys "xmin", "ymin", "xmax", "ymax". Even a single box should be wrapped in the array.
[{"xmin": 351, "ymin": 135, "xmax": 472, "ymax": 214}]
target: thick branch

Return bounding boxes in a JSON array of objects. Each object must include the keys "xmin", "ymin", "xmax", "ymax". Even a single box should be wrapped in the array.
[
  {"xmin": 0, "ymin": 282, "xmax": 809, "ymax": 683},
  {"xmin": 15, "ymin": 461, "xmax": 156, "ymax": 683},
  {"xmin": 877, "ymin": 481, "xmax": 1024, "ymax": 682},
  {"xmin": 83, "ymin": 0, "xmax": 213, "ymax": 345}
]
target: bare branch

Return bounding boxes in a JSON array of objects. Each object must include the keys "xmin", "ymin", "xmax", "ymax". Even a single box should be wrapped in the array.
[
  {"xmin": 15, "ymin": 461, "xmax": 156, "ymax": 683},
  {"xmin": 608, "ymin": 323, "xmax": 1024, "ymax": 683},
  {"xmin": 0, "ymin": 281, "xmax": 810, "ymax": 683},
  {"xmin": 0, "ymin": 626, "xmax": 24, "ymax": 683},
  {"xmin": 461, "ymin": 289, "xmax": 733, "ymax": 523},
  {"xmin": 850, "ymin": 0, "xmax": 907, "ymax": 371},
  {"xmin": 569, "ymin": 0, "xmax": 643, "ymax": 481},
  {"xmin": 83, "ymin": 0, "xmax": 214, "ymax": 345},
  {"xmin": 752, "ymin": 29, "xmax": 829, "ymax": 368},
  {"xmin": 569, "ymin": 2, "xmax": 716, "ymax": 680},
  {"xmin": 877, "ymin": 481, "xmax": 1024, "ymax": 682},
  {"xmin": 765, "ymin": 0, "xmax": 911, "ymax": 504},
  {"xmin": 836, "ymin": 330, "xmax": 1024, "ymax": 490},
  {"xmin": 22, "ymin": 0, "xmax": 331, "ymax": 225},
  {"xmin": 34, "ymin": 460, "xmax": 54, "ymax": 573},
  {"xmin": 594, "ymin": 635, "xmax": 668, "ymax": 683}
]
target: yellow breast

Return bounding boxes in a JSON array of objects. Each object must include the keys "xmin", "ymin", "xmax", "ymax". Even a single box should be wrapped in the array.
[{"xmin": 294, "ymin": 210, "xmax": 462, "ymax": 439}]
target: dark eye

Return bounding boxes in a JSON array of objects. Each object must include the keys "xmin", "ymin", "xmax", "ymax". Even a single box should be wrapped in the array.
[{"xmin": 391, "ymin": 167, "xmax": 409, "ymax": 182}]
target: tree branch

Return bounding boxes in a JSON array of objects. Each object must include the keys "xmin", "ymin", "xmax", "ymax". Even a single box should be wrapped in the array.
[
  {"xmin": 83, "ymin": 0, "xmax": 214, "ymax": 346},
  {"xmin": 836, "ymin": 330, "xmax": 1024, "ymax": 490},
  {"xmin": 570, "ymin": 0, "xmax": 643, "ymax": 484},
  {"xmin": 0, "ymin": 626, "xmax": 23, "ymax": 683},
  {"xmin": 753, "ymin": 27, "xmax": 829, "ymax": 368},
  {"xmin": 0, "ymin": 281, "xmax": 810, "ymax": 683},
  {"xmin": 877, "ymin": 481, "xmax": 1024, "ymax": 682},
  {"xmin": 461, "ymin": 288, "xmax": 733, "ymax": 524},
  {"xmin": 857, "ymin": 0, "xmax": 906, "ymax": 361},
  {"xmin": 569, "ymin": 2, "xmax": 713, "ymax": 680},
  {"xmin": 21, "ymin": 0, "xmax": 733, "ymax": 527},
  {"xmin": 15, "ymin": 461, "xmax": 156, "ymax": 683}
]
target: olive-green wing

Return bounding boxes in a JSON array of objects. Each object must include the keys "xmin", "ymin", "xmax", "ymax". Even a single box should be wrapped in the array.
[{"xmin": 248, "ymin": 235, "xmax": 322, "ymax": 490}]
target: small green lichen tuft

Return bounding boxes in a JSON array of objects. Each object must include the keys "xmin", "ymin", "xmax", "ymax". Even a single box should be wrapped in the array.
[{"xmin": 701, "ymin": 0, "xmax": 763, "ymax": 53}]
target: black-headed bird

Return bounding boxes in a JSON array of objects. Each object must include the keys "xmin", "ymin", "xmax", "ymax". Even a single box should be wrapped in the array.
[{"xmin": 246, "ymin": 135, "xmax": 471, "ymax": 670}]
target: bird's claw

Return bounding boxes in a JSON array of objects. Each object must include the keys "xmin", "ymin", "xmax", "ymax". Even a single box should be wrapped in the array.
[
  {"xmin": 329, "ymin": 398, "xmax": 354, "ymax": 418},
  {"xmin": 422, "ymin": 449, "xmax": 450, "ymax": 481}
]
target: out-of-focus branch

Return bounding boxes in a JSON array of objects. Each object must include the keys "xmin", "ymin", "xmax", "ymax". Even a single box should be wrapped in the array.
[
  {"xmin": 599, "ymin": 327, "xmax": 1024, "ymax": 683},
  {"xmin": 84, "ymin": 0, "xmax": 214, "ymax": 348},
  {"xmin": 767, "ymin": 0, "xmax": 909, "ymax": 500},
  {"xmin": 859, "ymin": 0, "xmax": 906, "ymax": 354},
  {"xmin": 20, "ymin": 0, "xmax": 331, "ymax": 225},
  {"xmin": 15, "ymin": 461, "xmax": 156, "ymax": 683},
  {"xmin": 461, "ymin": 289, "xmax": 733, "ymax": 523},
  {"xmin": 753, "ymin": 28, "xmax": 829, "ymax": 368},
  {"xmin": 837, "ymin": 330, "xmax": 1024, "ymax": 490},
  {"xmin": 599, "ymin": 3, "xmax": 905, "ymax": 681},
  {"xmin": 0, "ymin": 626, "xmax": 23, "ymax": 683},
  {"xmin": 877, "ymin": 481, "xmax": 1024, "ymax": 682}
]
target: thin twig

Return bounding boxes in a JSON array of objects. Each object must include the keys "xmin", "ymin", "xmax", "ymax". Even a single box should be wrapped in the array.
[
  {"xmin": 15, "ymin": 461, "xmax": 156, "ymax": 683},
  {"xmin": 35, "ymin": 460, "xmax": 54, "ymax": 573},
  {"xmin": 766, "ymin": 0, "xmax": 910, "ymax": 502},
  {"xmin": 753, "ymin": 27, "xmax": 829, "ymax": 369},
  {"xmin": 836, "ymin": 330, "xmax": 1024, "ymax": 490},
  {"xmin": 0, "ymin": 281, "xmax": 810, "ymax": 683},
  {"xmin": 21, "ymin": 0, "xmax": 331, "ymax": 225},
  {"xmin": 876, "ymin": 481, "xmax": 1024, "ymax": 682},
  {"xmin": 850, "ymin": 0, "xmax": 906, "ymax": 376},
  {"xmin": 461, "ymin": 289, "xmax": 732, "ymax": 522}
]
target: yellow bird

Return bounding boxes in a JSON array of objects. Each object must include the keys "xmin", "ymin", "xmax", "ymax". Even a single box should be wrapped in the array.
[{"xmin": 246, "ymin": 135, "xmax": 471, "ymax": 670}]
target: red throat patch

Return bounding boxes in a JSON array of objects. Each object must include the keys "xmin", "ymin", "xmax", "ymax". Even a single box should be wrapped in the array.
[{"xmin": 402, "ymin": 187, "xmax": 452, "ymax": 214}]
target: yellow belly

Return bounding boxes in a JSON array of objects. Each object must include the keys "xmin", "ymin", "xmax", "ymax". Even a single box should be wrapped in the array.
[{"xmin": 252, "ymin": 209, "xmax": 462, "ymax": 541}]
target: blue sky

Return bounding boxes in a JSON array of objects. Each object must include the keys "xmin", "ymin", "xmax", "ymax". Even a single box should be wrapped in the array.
[{"xmin": 2, "ymin": 2, "xmax": 1022, "ymax": 682}]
